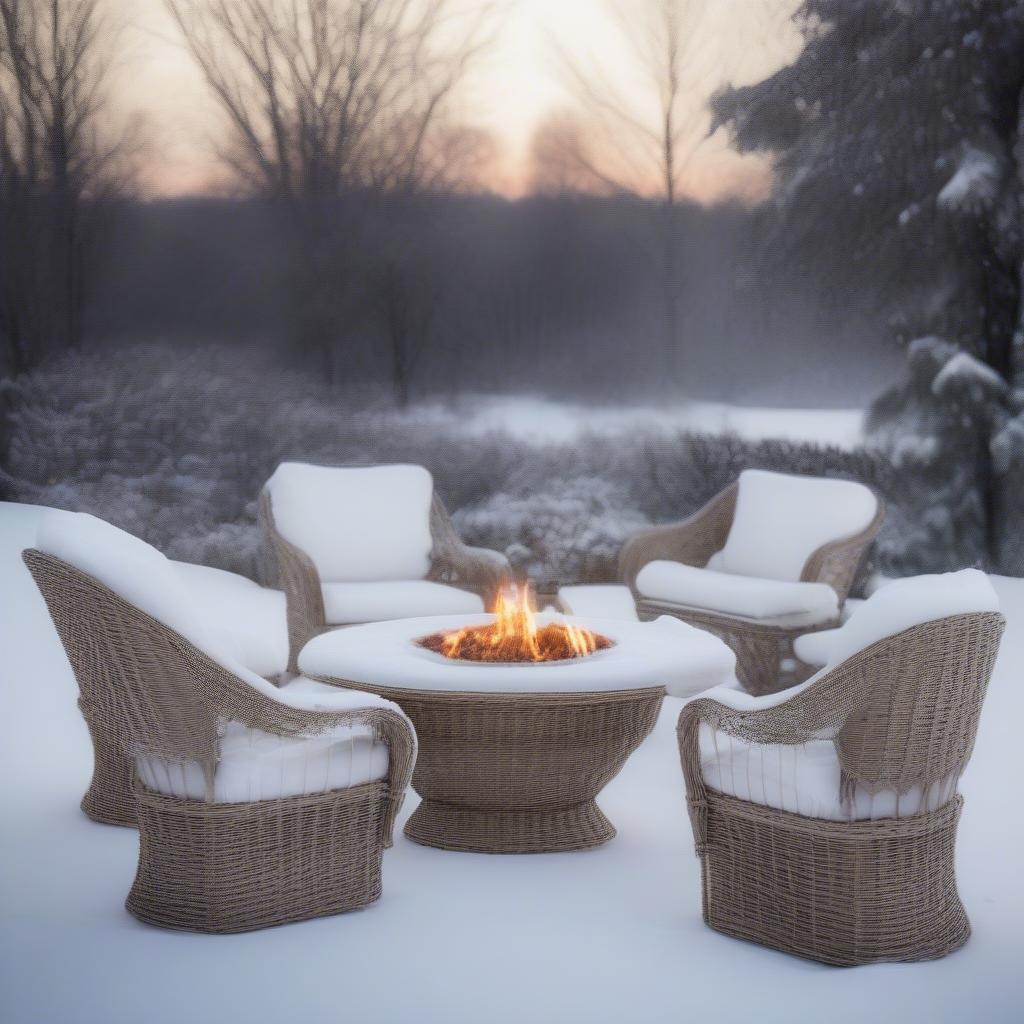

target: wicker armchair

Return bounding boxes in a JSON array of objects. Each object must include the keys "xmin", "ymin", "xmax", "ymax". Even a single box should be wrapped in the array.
[
  {"xmin": 24, "ymin": 512, "xmax": 415, "ymax": 933},
  {"xmin": 676, "ymin": 571, "xmax": 1004, "ymax": 965},
  {"xmin": 261, "ymin": 462, "xmax": 510, "ymax": 673},
  {"xmin": 621, "ymin": 471, "xmax": 884, "ymax": 694}
]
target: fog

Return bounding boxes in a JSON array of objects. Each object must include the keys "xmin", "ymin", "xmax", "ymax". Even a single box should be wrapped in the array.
[{"xmin": 84, "ymin": 191, "xmax": 898, "ymax": 407}]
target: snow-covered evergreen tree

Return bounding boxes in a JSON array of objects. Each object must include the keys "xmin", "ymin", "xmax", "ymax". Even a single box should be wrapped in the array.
[{"xmin": 712, "ymin": 0, "xmax": 1024, "ymax": 573}]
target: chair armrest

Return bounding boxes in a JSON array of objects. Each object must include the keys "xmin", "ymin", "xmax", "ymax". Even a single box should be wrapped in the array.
[
  {"xmin": 619, "ymin": 484, "xmax": 737, "ymax": 592},
  {"xmin": 676, "ymin": 669, "xmax": 857, "ymax": 854},
  {"xmin": 259, "ymin": 490, "xmax": 326, "ymax": 674},
  {"xmin": 428, "ymin": 493, "xmax": 510, "ymax": 601},
  {"xmin": 220, "ymin": 669, "xmax": 417, "ymax": 847},
  {"xmin": 800, "ymin": 495, "xmax": 885, "ymax": 603},
  {"xmin": 433, "ymin": 542, "xmax": 510, "ymax": 595}
]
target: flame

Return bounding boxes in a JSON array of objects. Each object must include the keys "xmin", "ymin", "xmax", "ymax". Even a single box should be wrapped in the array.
[{"xmin": 417, "ymin": 583, "xmax": 612, "ymax": 663}]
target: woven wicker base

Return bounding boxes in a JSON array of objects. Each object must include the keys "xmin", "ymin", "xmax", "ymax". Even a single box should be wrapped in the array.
[
  {"xmin": 700, "ymin": 790, "xmax": 969, "ymax": 966},
  {"xmin": 80, "ymin": 714, "xmax": 136, "ymax": 827},
  {"xmin": 316, "ymin": 679, "xmax": 664, "ymax": 854},
  {"xmin": 127, "ymin": 781, "xmax": 388, "ymax": 933},
  {"xmin": 406, "ymin": 798, "xmax": 615, "ymax": 853}
]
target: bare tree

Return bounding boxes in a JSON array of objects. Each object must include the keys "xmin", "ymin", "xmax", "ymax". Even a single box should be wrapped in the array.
[
  {"xmin": 555, "ymin": 0, "xmax": 792, "ymax": 388},
  {"xmin": 166, "ymin": 0, "xmax": 492, "ymax": 198},
  {"xmin": 166, "ymin": 0, "xmax": 493, "ymax": 380},
  {"xmin": 371, "ymin": 244, "xmax": 441, "ymax": 407},
  {"xmin": 0, "ymin": 0, "xmax": 127, "ymax": 373}
]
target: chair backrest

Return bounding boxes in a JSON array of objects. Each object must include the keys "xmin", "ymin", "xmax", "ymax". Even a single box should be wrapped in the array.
[
  {"xmin": 805, "ymin": 569, "xmax": 1002, "ymax": 797},
  {"xmin": 263, "ymin": 462, "xmax": 435, "ymax": 582},
  {"xmin": 707, "ymin": 470, "xmax": 878, "ymax": 582},
  {"xmin": 26, "ymin": 512, "xmax": 257, "ymax": 777},
  {"xmin": 834, "ymin": 610, "xmax": 1003, "ymax": 799}
]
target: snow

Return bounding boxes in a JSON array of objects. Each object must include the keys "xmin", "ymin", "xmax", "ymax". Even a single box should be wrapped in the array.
[
  {"xmin": 31, "ymin": 505, "xmax": 406, "ymax": 719},
  {"xmin": 383, "ymin": 395, "xmax": 866, "ymax": 449},
  {"xmin": 322, "ymin": 579, "xmax": 484, "ymax": 625},
  {"xmin": 937, "ymin": 145, "xmax": 1001, "ymax": 211},
  {"xmin": 709, "ymin": 469, "xmax": 878, "ymax": 581},
  {"xmin": 266, "ymin": 463, "xmax": 435, "ymax": 582},
  {"xmin": 299, "ymin": 612, "xmax": 735, "ymax": 698},
  {"xmin": 797, "ymin": 569, "xmax": 999, "ymax": 670},
  {"xmin": 932, "ymin": 351, "xmax": 1007, "ymax": 397},
  {"xmin": 172, "ymin": 560, "xmax": 289, "ymax": 678},
  {"xmin": 636, "ymin": 561, "xmax": 839, "ymax": 623},
  {"xmin": 557, "ymin": 584, "xmax": 640, "ymax": 620},
  {"xmin": 2, "ymin": 500, "xmax": 1021, "ymax": 1023}
]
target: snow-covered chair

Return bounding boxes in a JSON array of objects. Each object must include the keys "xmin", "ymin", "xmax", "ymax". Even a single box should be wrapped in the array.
[
  {"xmin": 24, "ymin": 511, "xmax": 416, "ymax": 933},
  {"xmin": 620, "ymin": 470, "xmax": 884, "ymax": 694},
  {"xmin": 260, "ymin": 462, "xmax": 510, "ymax": 672},
  {"xmin": 172, "ymin": 561, "xmax": 289, "ymax": 679},
  {"xmin": 677, "ymin": 570, "xmax": 1004, "ymax": 965}
]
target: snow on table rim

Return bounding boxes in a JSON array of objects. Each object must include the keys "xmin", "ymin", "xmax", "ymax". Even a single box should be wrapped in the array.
[{"xmin": 298, "ymin": 612, "xmax": 736, "ymax": 697}]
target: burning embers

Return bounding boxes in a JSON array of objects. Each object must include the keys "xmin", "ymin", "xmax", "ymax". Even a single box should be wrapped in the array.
[{"xmin": 417, "ymin": 584, "xmax": 613, "ymax": 663}]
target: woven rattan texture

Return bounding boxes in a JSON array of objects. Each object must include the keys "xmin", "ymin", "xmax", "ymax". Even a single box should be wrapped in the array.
[
  {"xmin": 24, "ymin": 550, "xmax": 416, "ymax": 932},
  {"xmin": 676, "ymin": 611, "xmax": 1005, "ymax": 965},
  {"xmin": 260, "ymin": 477, "xmax": 509, "ymax": 673},
  {"xmin": 621, "ymin": 481, "xmax": 885, "ymax": 694},
  {"xmin": 127, "ymin": 782, "xmax": 387, "ymax": 933},
  {"xmin": 312, "ymin": 678, "xmax": 664, "ymax": 853}
]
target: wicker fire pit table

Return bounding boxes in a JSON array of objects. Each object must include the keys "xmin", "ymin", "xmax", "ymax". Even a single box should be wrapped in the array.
[{"xmin": 299, "ymin": 612, "xmax": 734, "ymax": 853}]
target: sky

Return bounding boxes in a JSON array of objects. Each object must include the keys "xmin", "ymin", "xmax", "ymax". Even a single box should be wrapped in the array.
[{"xmin": 114, "ymin": 0, "xmax": 802, "ymax": 202}]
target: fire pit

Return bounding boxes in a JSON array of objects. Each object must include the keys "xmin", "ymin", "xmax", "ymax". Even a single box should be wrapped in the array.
[
  {"xmin": 417, "ymin": 584, "xmax": 613, "ymax": 663},
  {"xmin": 299, "ymin": 589, "xmax": 735, "ymax": 853}
]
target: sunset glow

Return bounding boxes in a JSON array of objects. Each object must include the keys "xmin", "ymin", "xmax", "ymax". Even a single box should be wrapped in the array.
[{"xmin": 116, "ymin": 0, "xmax": 799, "ymax": 202}]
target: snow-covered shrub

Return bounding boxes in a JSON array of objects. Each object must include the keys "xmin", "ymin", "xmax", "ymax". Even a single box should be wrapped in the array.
[
  {"xmin": 3, "ymin": 341, "xmax": 924, "ymax": 587},
  {"xmin": 453, "ymin": 477, "xmax": 650, "ymax": 587}
]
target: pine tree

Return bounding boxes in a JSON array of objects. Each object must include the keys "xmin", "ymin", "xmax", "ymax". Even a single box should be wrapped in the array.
[{"xmin": 711, "ymin": 0, "xmax": 1024, "ymax": 574}]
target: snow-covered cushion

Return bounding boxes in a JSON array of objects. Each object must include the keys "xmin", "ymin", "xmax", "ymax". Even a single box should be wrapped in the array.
[
  {"xmin": 265, "ymin": 463, "xmax": 434, "ymax": 583},
  {"xmin": 557, "ymin": 585, "xmax": 640, "ymax": 621},
  {"xmin": 36, "ymin": 511, "xmax": 212, "ymax": 651},
  {"xmin": 635, "ymin": 560, "xmax": 839, "ymax": 625},
  {"xmin": 136, "ymin": 677, "xmax": 390, "ymax": 802},
  {"xmin": 708, "ymin": 470, "xmax": 878, "ymax": 582},
  {"xmin": 699, "ymin": 724, "xmax": 955, "ymax": 822},
  {"xmin": 34, "ymin": 512, "xmax": 413, "ymax": 730},
  {"xmin": 793, "ymin": 569, "xmax": 999, "ymax": 669},
  {"xmin": 792, "ymin": 627, "xmax": 840, "ymax": 667},
  {"xmin": 173, "ymin": 561, "xmax": 288, "ymax": 678},
  {"xmin": 322, "ymin": 579, "xmax": 484, "ymax": 625}
]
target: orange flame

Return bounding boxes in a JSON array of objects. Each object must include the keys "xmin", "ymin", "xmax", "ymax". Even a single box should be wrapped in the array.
[{"xmin": 417, "ymin": 583, "xmax": 612, "ymax": 663}]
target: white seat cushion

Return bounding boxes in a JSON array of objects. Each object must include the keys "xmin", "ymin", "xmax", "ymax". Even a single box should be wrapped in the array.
[
  {"xmin": 173, "ymin": 561, "xmax": 288, "ymax": 678},
  {"xmin": 265, "ymin": 463, "xmax": 434, "ymax": 582},
  {"xmin": 635, "ymin": 561, "xmax": 839, "ymax": 625},
  {"xmin": 708, "ymin": 470, "xmax": 878, "ymax": 581},
  {"xmin": 135, "ymin": 677, "xmax": 390, "ymax": 802},
  {"xmin": 557, "ymin": 585, "xmax": 639, "ymax": 621},
  {"xmin": 698, "ymin": 723, "xmax": 956, "ymax": 822},
  {"xmin": 322, "ymin": 579, "xmax": 484, "ymax": 625}
]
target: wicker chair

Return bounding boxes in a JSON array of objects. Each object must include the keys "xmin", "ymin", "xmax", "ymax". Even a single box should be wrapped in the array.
[
  {"xmin": 24, "ymin": 512, "xmax": 416, "ymax": 933},
  {"xmin": 621, "ymin": 471, "xmax": 884, "ymax": 695},
  {"xmin": 261, "ymin": 462, "xmax": 510, "ymax": 673},
  {"xmin": 676, "ymin": 570, "xmax": 1004, "ymax": 966}
]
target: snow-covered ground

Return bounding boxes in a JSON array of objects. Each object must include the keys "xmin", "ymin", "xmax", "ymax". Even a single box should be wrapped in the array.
[
  {"xmin": 381, "ymin": 395, "xmax": 866, "ymax": 448},
  {"xmin": 1, "ymin": 500, "xmax": 1020, "ymax": 1024}
]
